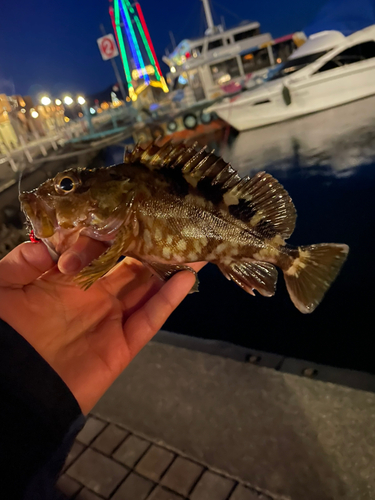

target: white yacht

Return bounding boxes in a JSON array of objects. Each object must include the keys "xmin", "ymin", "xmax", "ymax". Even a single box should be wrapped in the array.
[{"xmin": 210, "ymin": 25, "xmax": 375, "ymax": 131}]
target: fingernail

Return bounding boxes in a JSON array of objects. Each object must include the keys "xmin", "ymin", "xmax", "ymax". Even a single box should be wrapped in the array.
[{"xmin": 60, "ymin": 253, "xmax": 81, "ymax": 274}]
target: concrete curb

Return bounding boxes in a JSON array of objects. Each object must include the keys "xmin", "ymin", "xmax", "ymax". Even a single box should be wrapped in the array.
[{"xmin": 153, "ymin": 330, "xmax": 375, "ymax": 393}]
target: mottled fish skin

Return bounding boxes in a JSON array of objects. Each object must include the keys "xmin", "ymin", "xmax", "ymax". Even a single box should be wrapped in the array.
[{"xmin": 19, "ymin": 141, "xmax": 349, "ymax": 313}]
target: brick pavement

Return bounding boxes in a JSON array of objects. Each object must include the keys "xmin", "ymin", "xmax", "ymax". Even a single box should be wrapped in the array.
[{"xmin": 58, "ymin": 415, "xmax": 274, "ymax": 500}]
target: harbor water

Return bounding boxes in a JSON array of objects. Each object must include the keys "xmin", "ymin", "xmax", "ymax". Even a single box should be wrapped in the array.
[{"xmin": 155, "ymin": 97, "xmax": 375, "ymax": 374}]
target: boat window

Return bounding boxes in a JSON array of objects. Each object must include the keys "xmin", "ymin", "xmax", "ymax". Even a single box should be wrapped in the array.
[
  {"xmin": 208, "ymin": 39, "xmax": 224, "ymax": 50},
  {"xmin": 233, "ymin": 28, "xmax": 260, "ymax": 42},
  {"xmin": 210, "ymin": 58, "xmax": 241, "ymax": 85},
  {"xmin": 272, "ymin": 40, "xmax": 296, "ymax": 64},
  {"xmin": 317, "ymin": 41, "xmax": 375, "ymax": 73},
  {"xmin": 267, "ymin": 50, "xmax": 329, "ymax": 81},
  {"xmin": 242, "ymin": 48, "xmax": 270, "ymax": 74},
  {"xmin": 192, "ymin": 45, "xmax": 203, "ymax": 58},
  {"xmin": 187, "ymin": 69, "xmax": 206, "ymax": 101}
]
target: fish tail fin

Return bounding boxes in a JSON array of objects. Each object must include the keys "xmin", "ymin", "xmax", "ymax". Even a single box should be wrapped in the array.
[{"xmin": 283, "ymin": 243, "xmax": 349, "ymax": 313}]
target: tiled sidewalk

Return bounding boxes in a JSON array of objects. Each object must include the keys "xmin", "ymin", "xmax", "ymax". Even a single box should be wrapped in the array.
[{"xmin": 57, "ymin": 415, "xmax": 274, "ymax": 500}]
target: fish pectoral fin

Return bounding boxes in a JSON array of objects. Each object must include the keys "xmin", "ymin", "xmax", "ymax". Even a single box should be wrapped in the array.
[
  {"xmin": 146, "ymin": 262, "xmax": 200, "ymax": 294},
  {"xmin": 217, "ymin": 260, "xmax": 278, "ymax": 297},
  {"xmin": 74, "ymin": 224, "xmax": 131, "ymax": 290}
]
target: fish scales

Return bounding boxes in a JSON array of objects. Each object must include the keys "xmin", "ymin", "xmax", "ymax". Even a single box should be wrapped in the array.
[{"xmin": 19, "ymin": 141, "xmax": 349, "ymax": 313}]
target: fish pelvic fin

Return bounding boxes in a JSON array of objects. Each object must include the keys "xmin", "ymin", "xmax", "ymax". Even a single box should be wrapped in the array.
[
  {"xmin": 144, "ymin": 262, "xmax": 200, "ymax": 294},
  {"xmin": 218, "ymin": 260, "xmax": 278, "ymax": 297},
  {"xmin": 283, "ymin": 243, "xmax": 349, "ymax": 313}
]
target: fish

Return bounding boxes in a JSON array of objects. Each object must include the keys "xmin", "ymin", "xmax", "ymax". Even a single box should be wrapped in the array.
[{"xmin": 19, "ymin": 140, "xmax": 349, "ymax": 313}]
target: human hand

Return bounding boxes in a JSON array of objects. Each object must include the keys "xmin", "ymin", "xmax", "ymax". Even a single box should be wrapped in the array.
[{"xmin": 0, "ymin": 238, "xmax": 203, "ymax": 414}]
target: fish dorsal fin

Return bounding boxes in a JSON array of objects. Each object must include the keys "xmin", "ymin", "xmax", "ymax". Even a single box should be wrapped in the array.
[
  {"xmin": 125, "ymin": 141, "xmax": 296, "ymax": 239},
  {"xmin": 225, "ymin": 171, "xmax": 296, "ymax": 239}
]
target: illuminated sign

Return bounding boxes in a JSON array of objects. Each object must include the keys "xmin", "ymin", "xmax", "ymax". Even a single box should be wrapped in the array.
[{"xmin": 132, "ymin": 65, "xmax": 155, "ymax": 80}]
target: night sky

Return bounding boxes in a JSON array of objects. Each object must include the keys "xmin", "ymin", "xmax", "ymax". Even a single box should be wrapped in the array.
[{"xmin": 0, "ymin": 0, "xmax": 327, "ymax": 99}]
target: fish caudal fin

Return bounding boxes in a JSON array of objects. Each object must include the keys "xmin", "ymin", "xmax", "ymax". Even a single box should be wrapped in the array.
[
  {"xmin": 218, "ymin": 261, "xmax": 278, "ymax": 297},
  {"xmin": 283, "ymin": 243, "xmax": 349, "ymax": 314}
]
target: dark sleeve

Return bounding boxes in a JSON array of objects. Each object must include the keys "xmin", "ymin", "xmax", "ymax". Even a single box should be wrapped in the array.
[{"xmin": 0, "ymin": 319, "xmax": 86, "ymax": 500}]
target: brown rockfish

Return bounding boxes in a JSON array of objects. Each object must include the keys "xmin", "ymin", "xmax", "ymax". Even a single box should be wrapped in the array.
[{"xmin": 19, "ymin": 141, "xmax": 349, "ymax": 313}]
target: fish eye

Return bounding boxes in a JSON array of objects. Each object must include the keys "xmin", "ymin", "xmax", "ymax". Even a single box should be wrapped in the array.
[
  {"xmin": 59, "ymin": 177, "xmax": 74, "ymax": 191},
  {"xmin": 54, "ymin": 172, "xmax": 81, "ymax": 194}
]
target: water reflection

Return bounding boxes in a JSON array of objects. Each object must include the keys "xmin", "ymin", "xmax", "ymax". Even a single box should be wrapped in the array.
[
  {"xmin": 165, "ymin": 97, "xmax": 375, "ymax": 374},
  {"xmin": 222, "ymin": 95, "xmax": 375, "ymax": 176}
]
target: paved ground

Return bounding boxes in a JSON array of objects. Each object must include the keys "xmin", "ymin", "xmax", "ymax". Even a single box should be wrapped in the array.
[
  {"xmin": 58, "ymin": 336, "xmax": 375, "ymax": 500},
  {"xmin": 59, "ymin": 415, "xmax": 273, "ymax": 500}
]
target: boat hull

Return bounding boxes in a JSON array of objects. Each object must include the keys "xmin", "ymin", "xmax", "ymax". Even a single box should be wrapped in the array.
[{"xmin": 213, "ymin": 26, "xmax": 375, "ymax": 131}]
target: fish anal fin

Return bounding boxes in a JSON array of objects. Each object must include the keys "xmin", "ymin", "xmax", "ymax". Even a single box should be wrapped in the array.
[
  {"xmin": 145, "ymin": 262, "xmax": 199, "ymax": 294},
  {"xmin": 217, "ymin": 260, "xmax": 278, "ymax": 297},
  {"xmin": 74, "ymin": 224, "xmax": 131, "ymax": 290}
]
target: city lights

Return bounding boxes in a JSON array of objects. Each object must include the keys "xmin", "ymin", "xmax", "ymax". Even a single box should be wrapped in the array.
[
  {"xmin": 170, "ymin": 66, "xmax": 176, "ymax": 73},
  {"xmin": 77, "ymin": 96, "xmax": 86, "ymax": 105},
  {"xmin": 41, "ymin": 96, "xmax": 51, "ymax": 106},
  {"xmin": 20, "ymin": 108, "xmax": 26, "ymax": 113},
  {"xmin": 55, "ymin": 99, "xmax": 62, "ymax": 105},
  {"xmin": 89, "ymin": 107, "xmax": 96, "ymax": 114},
  {"xmin": 30, "ymin": 110, "xmax": 39, "ymax": 119},
  {"xmin": 63, "ymin": 96, "xmax": 74, "ymax": 106}
]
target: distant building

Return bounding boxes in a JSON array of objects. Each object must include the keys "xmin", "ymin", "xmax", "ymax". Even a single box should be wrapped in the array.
[
  {"xmin": 0, "ymin": 94, "xmax": 65, "ymax": 155},
  {"xmin": 0, "ymin": 94, "xmax": 19, "ymax": 153}
]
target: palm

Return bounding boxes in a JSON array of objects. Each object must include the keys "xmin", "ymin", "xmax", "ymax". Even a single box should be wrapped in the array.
[{"xmin": 0, "ymin": 243, "xmax": 201, "ymax": 414}]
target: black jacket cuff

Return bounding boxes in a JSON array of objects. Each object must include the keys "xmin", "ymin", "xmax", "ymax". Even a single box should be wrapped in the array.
[{"xmin": 0, "ymin": 318, "xmax": 85, "ymax": 498}]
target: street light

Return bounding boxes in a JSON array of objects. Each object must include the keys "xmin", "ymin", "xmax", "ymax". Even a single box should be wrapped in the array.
[
  {"xmin": 41, "ymin": 96, "xmax": 51, "ymax": 106},
  {"xmin": 55, "ymin": 98, "xmax": 62, "ymax": 106},
  {"xmin": 31, "ymin": 110, "xmax": 39, "ymax": 119},
  {"xmin": 63, "ymin": 96, "xmax": 74, "ymax": 106},
  {"xmin": 77, "ymin": 96, "xmax": 85, "ymax": 105}
]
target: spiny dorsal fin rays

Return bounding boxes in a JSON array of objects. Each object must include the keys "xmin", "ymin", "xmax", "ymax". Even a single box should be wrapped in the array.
[
  {"xmin": 181, "ymin": 146, "xmax": 208, "ymax": 173},
  {"xmin": 171, "ymin": 142, "xmax": 199, "ymax": 169},
  {"xmin": 125, "ymin": 140, "xmax": 296, "ymax": 240},
  {"xmin": 149, "ymin": 140, "xmax": 176, "ymax": 167},
  {"xmin": 124, "ymin": 142, "xmax": 144, "ymax": 164},
  {"xmin": 123, "ymin": 146, "xmax": 129, "ymax": 163}
]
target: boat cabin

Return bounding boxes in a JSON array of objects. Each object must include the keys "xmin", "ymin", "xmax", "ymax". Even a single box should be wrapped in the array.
[{"xmin": 164, "ymin": 21, "xmax": 272, "ymax": 101}]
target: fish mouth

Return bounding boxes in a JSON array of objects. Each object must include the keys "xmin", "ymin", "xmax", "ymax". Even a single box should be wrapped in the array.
[{"xmin": 19, "ymin": 191, "xmax": 57, "ymax": 238}]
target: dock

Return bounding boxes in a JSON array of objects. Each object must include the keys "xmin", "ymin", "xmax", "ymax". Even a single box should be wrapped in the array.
[{"xmin": 58, "ymin": 332, "xmax": 375, "ymax": 500}]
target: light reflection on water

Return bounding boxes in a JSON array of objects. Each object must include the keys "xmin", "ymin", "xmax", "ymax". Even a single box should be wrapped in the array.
[
  {"xmin": 222, "ymin": 95, "xmax": 375, "ymax": 177},
  {"xmin": 164, "ymin": 96, "xmax": 375, "ymax": 374}
]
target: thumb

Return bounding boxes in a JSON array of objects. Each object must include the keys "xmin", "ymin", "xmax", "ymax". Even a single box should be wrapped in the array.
[{"xmin": 0, "ymin": 242, "xmax": 55, "ymax": 287}]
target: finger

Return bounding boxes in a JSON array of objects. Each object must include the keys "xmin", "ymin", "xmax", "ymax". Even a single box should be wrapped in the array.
[
  {"xmin": 58, "ymin": 235, "xmax": 108, "ymax": 274},
  {"xmin": 104, "ymin": 261, "xmax": 205, "ymax": 316},
  {"xmin": 104, "ymin": 259, "xmax": 205, "ymax": 299},
  {"xmin": 123, "ymin": 263, "xmax": 205, "ymax": 358},
  {"xmin": 101, "ymin": 257, "xmax": 154, "ymax": 297},
  {"xmin": 0, "ymin": 242, "xmax": 55, "ymax": 287},
  {"xmin": 119, "ymin": 265, "xmax": 203, "ymax": 321}
]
